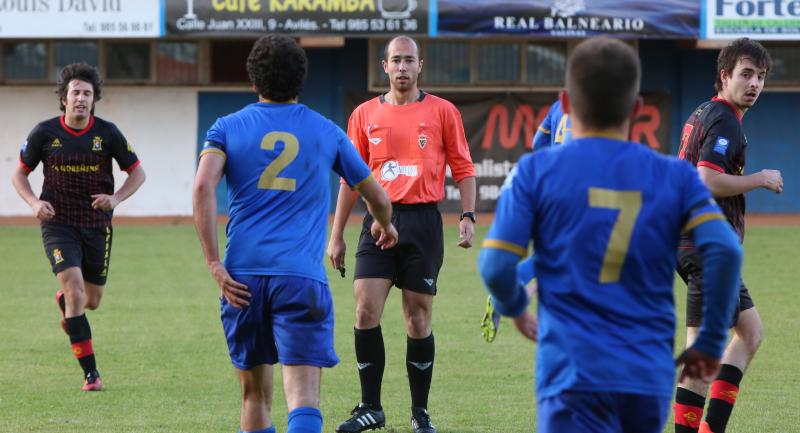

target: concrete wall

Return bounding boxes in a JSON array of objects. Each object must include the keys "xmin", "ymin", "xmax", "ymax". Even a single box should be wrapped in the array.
[{"xmin": 1, "ymin": 86, "xmax": 202, "ymax": 216}]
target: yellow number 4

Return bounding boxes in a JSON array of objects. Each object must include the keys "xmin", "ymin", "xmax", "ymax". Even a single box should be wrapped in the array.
[
  {"xmin": 588, "ymin": 188, "xmax": 642, "ymax": 284},
  {"xmin": 258, "ymin": 132, "xmax": 298, "ymax": 191}
]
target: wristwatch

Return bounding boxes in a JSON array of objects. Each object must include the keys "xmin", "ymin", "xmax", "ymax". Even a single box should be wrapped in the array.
[{"xmin": 460, "ymin": 211, "xmax": 476, "ymax": 223}]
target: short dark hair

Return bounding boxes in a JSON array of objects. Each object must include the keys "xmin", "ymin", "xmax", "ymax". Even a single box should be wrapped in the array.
[
  {"xmin": 383, "ymin": 35, "xmax": 419, "ymax": 60},
  {"xmin": 56, "ymin": 62, "xmax": 102, "ymax": 114},
  {"xmin": 247, "ymin": 34, "xmax": 307, "ymax": 102},
  {"xmin": 565, "ymin": 37, "xmax": 640, "ymax": 130},
  {"xmin": 715, "ymin": 37, "xmax": 772, "ymax": 92}
]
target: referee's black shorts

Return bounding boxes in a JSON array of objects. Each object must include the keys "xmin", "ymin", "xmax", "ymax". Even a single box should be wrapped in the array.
[
  {"xmin": 41, "ymin": 222, "xmax": 113, "ymax": 285},
  {"xmin": 677, "ymin": 246, "xmax": 754, "ymax": 328},
  {"xmin": 354, "ymin": 203, "xmax": 444, "ymax": 295}
]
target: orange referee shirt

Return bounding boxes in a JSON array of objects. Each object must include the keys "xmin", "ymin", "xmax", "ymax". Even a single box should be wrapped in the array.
[{"xmin": 344, "ymin": 91, "xmax": 475, "ymax": 204}]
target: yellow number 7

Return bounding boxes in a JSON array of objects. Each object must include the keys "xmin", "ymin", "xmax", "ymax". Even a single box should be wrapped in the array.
[
  {"xmin": 588, "ymin": 188, "xmax": 642, "ymax": 283},
  {"xmin": 258, "ymin": 132, "xmax": 298, "ymax": 191}
]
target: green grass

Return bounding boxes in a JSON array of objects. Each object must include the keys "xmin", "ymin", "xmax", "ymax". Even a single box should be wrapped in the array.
[{"xmin": 0, "ymin": 224, "xmax": 798, "ymax": 432}]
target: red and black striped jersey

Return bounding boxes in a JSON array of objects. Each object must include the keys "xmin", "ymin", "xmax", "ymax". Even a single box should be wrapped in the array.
[
  {"xmin": 677, "ymin": 97, "xmax": 746, "ymax": 242},
  {"xmin": 19, "ymin": 115, "xmax": 140, "ymax": 228}
]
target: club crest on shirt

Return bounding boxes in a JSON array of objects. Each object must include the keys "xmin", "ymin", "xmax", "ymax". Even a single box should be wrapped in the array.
[
  {"xmin": 418, "ymin": 133, "xmax": 427, "ymax": 149},
  {"xmin": 92, "ymin": 136, "xmax": 103, "ymax": 151},
  {"xmin": 52, "ymin": 248, "xmax": 64, "ymax": 264},
  {"xmin": 51, "ymin": 138, "xmax": 62, "ymax": 148}
]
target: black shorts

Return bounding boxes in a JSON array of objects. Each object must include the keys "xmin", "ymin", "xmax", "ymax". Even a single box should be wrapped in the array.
[
  {"xmin": 677, "ymin": 246, "xmax": 754, "ymax": 328},
  {"xmin": 41, "ymin": 222, "xmax": 113, "ymax": 285},
  {"xmin": 354, "ymin": 203, "xmax": 444, "ymax": 295}
]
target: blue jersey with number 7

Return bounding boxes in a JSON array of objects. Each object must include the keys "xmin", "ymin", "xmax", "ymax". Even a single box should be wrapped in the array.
[
  {"xmin": 202, "ymin": 102, "xmax": 372, "ymax": 283},
  {"xmin": 483, "ymin": 136, "xmax": 724, "ymax": 399}
]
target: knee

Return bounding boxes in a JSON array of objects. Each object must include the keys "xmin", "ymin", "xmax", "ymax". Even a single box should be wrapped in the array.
[
  {"xmin": 405, "ymin": 311, "xmax": 431, "ymax": 338},
  {"xmin": 62, "ymin": 281, "xmax": 85, "ymax": 301},
  {"xmin": 742, "ymin": 323, "xmax": 764, "ymax": 355},
  {"xmin": 355, "ymin": 305, "xmax": 381, "ymax": 329}
]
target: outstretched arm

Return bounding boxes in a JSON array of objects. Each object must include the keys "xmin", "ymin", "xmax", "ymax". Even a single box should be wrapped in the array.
[{"xmin": 698, "ymin": 166, "xmax": 782, "ymax": 197}]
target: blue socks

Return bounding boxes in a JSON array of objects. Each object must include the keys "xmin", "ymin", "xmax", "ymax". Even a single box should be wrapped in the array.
[
  {"xmin": 287, "ymin": 406, "xmax": 322, "ymax": 433},
  {"xmin": 238, "ymin": 407, "xmax": 321, "ymax": 433}
]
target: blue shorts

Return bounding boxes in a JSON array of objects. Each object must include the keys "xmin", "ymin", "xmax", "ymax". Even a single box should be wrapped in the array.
[
  {"xmin": 221, "ymin": 275, "xmax": 339, "ymax": 370},
  {"xmin": 538, "ymin": 391, "xmax": 670, "ymax": 433}
]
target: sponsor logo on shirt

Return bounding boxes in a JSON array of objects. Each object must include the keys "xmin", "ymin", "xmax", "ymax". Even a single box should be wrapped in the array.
[
  {"xmin": 369, "ymin": 137, "xmax": 382, "ymax": 145},
  {"xmin": 380, "ymin": 160, "xmax": 418, "ymax": 181},
  {"xmin": 713, "ymin": 137, "xmax": 729, "ymax": 155},
  {"xmin": 51, "ymin": 138, "xmax": 62, "ymax": 148},
  {"xmin": 92, "ymin": 136, "xmax": 103, "ymax": 151},
  {"xmin": 127, "ymin": 142, "xmax": 134, "ymax": 153}
]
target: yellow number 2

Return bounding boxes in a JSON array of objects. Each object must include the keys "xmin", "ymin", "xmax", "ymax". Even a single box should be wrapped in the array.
[
  {"xmin": 258, "ymin": 132, "xmax": 298, "ymax": 191},
  {"xmin": 588, "ymin": 188, "xmax": 642, "ymax": 283}
]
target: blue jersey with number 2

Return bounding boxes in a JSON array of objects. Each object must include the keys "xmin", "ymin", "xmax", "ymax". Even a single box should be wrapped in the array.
[{"xmin": 203, "ymin": 102, "xmax": 372, "ymax": 283}]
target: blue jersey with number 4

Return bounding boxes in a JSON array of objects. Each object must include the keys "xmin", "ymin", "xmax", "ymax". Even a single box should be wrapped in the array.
[
  {"xmin": 203, "ymin": 102, "xmax": 372, "ymax": 283},
  {"xmin": 484, "ymin": 136, "xmax": 724, "ymax": 399},
  {"xmin": 532, "ymin": 100, "xmax": 571, "ymax": 150}
]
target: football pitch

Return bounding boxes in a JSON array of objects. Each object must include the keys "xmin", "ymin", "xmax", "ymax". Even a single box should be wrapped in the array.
[{"xmin": 1, "ymin": 222, "xmax": 798, "ymax": 433}]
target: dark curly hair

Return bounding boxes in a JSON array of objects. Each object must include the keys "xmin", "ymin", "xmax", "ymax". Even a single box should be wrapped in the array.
[
  {"xmin": 247, "ymin": 35, "xmax": 307, "ymax": 102},
  {"xmin": 56, "ymin": 62, "xmax": 103, "ymax": 114},
  {"xmin": 715, "ymin": 38, "xmax": 772, "ymax": 93}
]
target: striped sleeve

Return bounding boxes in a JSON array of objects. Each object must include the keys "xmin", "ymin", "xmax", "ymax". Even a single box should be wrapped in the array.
[{"xmin": 201, "ymin": 118, "xmax": 227, "ymax": 160}]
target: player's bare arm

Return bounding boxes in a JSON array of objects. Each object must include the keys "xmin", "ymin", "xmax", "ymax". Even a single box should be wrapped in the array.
[
  {"xmin": 192, "ymin": 152, "xmax": 249, "ymax": 308},
  {"xmin": 327, "ymin": 184, "xmax": 359, "ymax": 271},
  {"xmin": 511, "ymin": 310, "xmax": 538, "ymax": 342},
  {"xmin": 91, "ymin": 165, "xmax": 147, "ymax": 211},
  {"xmin": 357, "ymin": 178, "xmax": 397, "ymax": 250},
  {"xmin": 11, "ymin": 165, "xmax": 55, "ymax": 221},
  {"xmin": 456, "ymin": 176, "xmax": 476, "ymax": 248},
  {"xmin": 698, "ymin": 166, "xmax": 783, "ymax": 196}
]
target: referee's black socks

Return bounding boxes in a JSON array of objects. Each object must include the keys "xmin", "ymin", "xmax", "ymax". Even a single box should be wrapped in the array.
[
  {"xmin": 354, "ymin": 326, "xmax": 385, "ymax": 409},
  {"xmin": 407, "ymin": 332, "xmax": 435, "ymax": 410}
]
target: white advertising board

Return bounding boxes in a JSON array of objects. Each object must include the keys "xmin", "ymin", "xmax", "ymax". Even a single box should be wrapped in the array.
[{"xmin": 0, "ymin": 0, "xmax": 162, "ymax": 38}]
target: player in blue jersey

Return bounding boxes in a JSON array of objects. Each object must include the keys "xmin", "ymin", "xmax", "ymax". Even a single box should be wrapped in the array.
[
  {"xmin": 478, "ymin": 37, "xmax": 743, "ymax": 433},
  {"xmin": 531, "ymin": 99, "xmax": 571, "ymax": 150},
  {"xmin": 481, "ymin": 100, "xmax": 568, "ymax": 342},
  {"xmin": 483, "ymin": 98, "xmax": 567, "ymax": 340},
  {"xmin": 192, "ymin": 35, "xmax": 398, "ymax": 433}
]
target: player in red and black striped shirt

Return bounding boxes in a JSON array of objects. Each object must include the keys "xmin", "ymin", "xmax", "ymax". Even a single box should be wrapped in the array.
[
  {"xmin": 673, "ymin": 39, "xmax": 783, "ymax": 433},
  {"xmin": 11, "ymin": 63, "xmax": 146, "ymax": 391}
]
